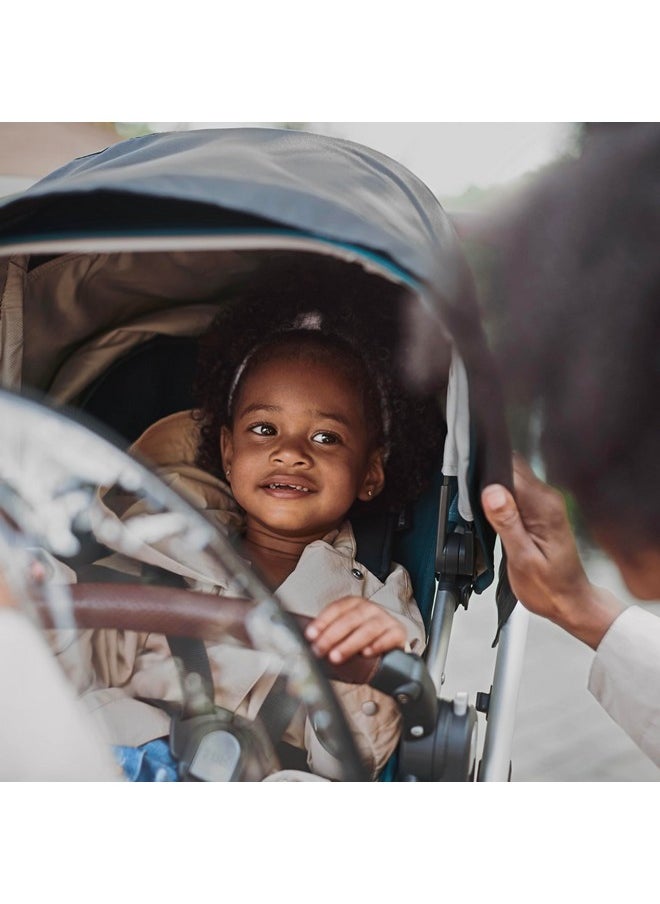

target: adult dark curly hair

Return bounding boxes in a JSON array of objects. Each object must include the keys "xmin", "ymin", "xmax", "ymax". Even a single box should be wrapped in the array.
[
  {"xmin": 192, "ymin": 252, "xmax": 447, "ymax": 516},
  {"xmin": 496, "ymin": 124, "xmax": 660, "ymax": 551}
]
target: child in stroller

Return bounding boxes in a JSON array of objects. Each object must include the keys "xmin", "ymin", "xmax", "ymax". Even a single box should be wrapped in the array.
[{"xmin": 53, "ymin": 257, "xmax": 446, "ymax": 781}]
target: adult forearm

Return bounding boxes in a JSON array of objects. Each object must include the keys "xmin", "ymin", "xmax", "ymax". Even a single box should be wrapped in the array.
[{"xmin": 540, "ymin": 581, "xmax": 625, "ymax": 650}]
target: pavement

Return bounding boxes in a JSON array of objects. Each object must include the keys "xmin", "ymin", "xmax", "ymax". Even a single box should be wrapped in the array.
[{"xmin": 439, "ymin": 548, "xmax": 660, "ymax": 782}]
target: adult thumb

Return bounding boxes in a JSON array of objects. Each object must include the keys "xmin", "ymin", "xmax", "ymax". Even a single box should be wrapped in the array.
[{"xmin": 481, "ymin": 484, "xmax": 526, "ymax": 549}]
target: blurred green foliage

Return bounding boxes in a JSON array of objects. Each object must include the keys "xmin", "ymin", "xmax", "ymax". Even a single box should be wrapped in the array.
[{"xmin": 115, "ymin": 123, "xmax": 154, "ymax": 138}]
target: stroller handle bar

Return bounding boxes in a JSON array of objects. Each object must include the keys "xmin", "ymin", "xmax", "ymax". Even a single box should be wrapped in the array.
[
  {"xmin": 34, "ymin": 581, "xmax": 442, "ymax": 761},
  {"xmin": 35, "ymin": 581, "xmax": 384, "ymax": 687}
]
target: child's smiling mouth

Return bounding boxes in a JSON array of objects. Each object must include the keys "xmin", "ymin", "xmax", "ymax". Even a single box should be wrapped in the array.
[{"xmin": 260, "ymin": 476, "xmax": 316, "ymax": 496}]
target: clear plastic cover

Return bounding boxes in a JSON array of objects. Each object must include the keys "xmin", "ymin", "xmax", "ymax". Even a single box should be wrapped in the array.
[{"xmin": 0, "ymin": 389, "xmax": 367, "ymax": 781}]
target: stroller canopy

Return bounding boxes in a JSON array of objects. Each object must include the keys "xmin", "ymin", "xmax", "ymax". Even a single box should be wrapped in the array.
[
  {"xmin": 0, "ymin": 127, "xmax": 461, "ymax": 294},
  {"xmin": 0, "ymin": 126, "xmax": 513, "ymax": 620},
  {"xmin": 0, "ymin": 126, "xmax": 510, "ymax": 476}
]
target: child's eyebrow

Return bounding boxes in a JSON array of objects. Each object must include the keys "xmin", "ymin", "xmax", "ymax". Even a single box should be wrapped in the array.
[
  {"xmin": 238, "ymin": 402, "xmax": 280, "ymax": 417},
  {"xmin": 237, "ymin": 402, "xmax": 352, "ymax": 428},
  {"xmin": 315, "ymin": 410, "xmax": 352, "ymax": 428}
]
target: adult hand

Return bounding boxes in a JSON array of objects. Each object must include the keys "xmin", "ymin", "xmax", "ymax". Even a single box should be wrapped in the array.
[{"xmin": 481, "ymin": 454, "xmax": 623, "ymax": 649}]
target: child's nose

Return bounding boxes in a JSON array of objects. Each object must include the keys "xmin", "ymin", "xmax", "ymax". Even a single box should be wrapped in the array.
[{"xmin": 271, "ymin": 434, "xmax": 312, "ymax": 466}]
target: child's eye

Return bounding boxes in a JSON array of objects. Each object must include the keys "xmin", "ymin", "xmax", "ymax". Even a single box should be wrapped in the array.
[
  {"xmin": 249, "ymin": 423, "xmax": 276, "ymax": 436},
  {"xmin": 312, "ymin": 431, "xmax": 340, "ymax": 445}
]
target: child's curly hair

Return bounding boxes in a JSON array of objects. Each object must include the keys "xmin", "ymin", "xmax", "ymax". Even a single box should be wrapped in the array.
[{"xmin": 193, "ymin": 253, "xmax": 447, "ymax": 515}]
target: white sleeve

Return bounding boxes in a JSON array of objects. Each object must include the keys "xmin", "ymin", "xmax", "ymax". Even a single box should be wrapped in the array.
[
  {"xmin": 0, "ymin": 609, "xmax": 122, "ymax": 780},
  {"xmin": 588, "ymin": 605, "xmax": 660, "ymax": 766}
]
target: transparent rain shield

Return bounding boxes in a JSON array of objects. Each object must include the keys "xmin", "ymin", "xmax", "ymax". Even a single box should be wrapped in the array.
[{"xmin": 0, "ymin": 388, "xmax": 367, "ymax": 781}]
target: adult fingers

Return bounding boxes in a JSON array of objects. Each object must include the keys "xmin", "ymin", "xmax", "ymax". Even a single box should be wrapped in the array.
[
  {"xmin": 481, "ymin": 482, "xmax": 535, "ymax": 561},
  {"xmin": 512, "ymin": 454, "xmax": 565, "ymax": 524},
  {"xmin": 511, "ymin": 453, "xmax": 575, "ymax": 547}
]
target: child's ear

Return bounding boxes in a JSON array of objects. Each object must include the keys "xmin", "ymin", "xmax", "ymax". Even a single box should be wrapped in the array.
[
  {"xmin": 357, "ymin": 448, "xmax": 386, "ymax": 502},
  {"xmin": 220, "ymin": 426, "xmax": 233, "ymax": 478}
]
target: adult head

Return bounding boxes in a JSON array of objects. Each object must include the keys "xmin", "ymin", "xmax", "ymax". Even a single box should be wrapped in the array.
[{"xmin": 495, "ymin": 123, "xmax": 660, "ymax": 594}]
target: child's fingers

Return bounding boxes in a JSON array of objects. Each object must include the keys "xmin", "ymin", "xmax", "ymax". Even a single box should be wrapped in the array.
[
  {"xmin": 328, "ymin": 621, "xmax": 392, "ymax": 663},
  {"xmin": 327, "ymin": 620, "xmax": 407, "ymax": 663},
  {"xmin": 304, "ymin": 598, "xmax": 407, "ymax": 663},
  {"xmin": 307, "ymin": 607, "xmax": 367, "ymax": 657},
  {"xmin": 304, "ymin": 596, "xmax": 362, "ymax": 641},
  {"xmin": 311, "ymin": 616, "xmax": 407, "ymax": 664},
  {"xmin": 361, "ymin": 626, "xmax": 406, "ymax": 657},
  {"xmin": 324, "ymin": 618, "xmax": 389, "ymax": 663}
]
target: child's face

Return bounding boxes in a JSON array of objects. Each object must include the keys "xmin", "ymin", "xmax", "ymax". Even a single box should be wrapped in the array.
[{"xmin": 220, "ymin": 354, "xmax": 384, "ymax": 544}]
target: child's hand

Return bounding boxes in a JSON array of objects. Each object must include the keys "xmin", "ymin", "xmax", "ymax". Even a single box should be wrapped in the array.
[{"xmin": 304, "ymin": 596, "xmax": 406, "ymax": 664}]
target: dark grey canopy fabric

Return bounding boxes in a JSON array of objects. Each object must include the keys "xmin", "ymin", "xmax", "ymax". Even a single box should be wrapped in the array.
[{"xmin": 0, "ymin": 127, "xmax": 461, "ymax": 296}]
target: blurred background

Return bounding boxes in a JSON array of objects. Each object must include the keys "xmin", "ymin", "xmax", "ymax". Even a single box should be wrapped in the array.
[
  {"xmin": 1, "ymin": 121, "xmax": 657, "ymax": 781},
  {"xmin": 0, "ymin": 121, "xmax": 575, "ymax": 206}
]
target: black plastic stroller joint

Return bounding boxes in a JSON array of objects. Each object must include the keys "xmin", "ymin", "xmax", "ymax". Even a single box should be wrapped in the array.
[
  {"xmin": 369, "ymin": 648, "xmax": 478, "ymax": 782},
  {"xmin": 370, "ymin": 649, "xmax": 438, "ymax": 739},
  {"xmin": 435, "ymin": 477, "xmax": 476, "ymax": 609},
  {"xmin": 397, "ymin": 696, "xmax": 478, "ymax": 782},
  {"xmin": 438, "ymin": 527, "xmax": 475, "ymax": 610}
]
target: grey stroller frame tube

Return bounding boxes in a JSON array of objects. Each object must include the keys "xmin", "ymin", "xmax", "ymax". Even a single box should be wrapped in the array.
[
  {"xmin": 425, "ymin": 478, "xmax": 455, "ymax": 692},
  {"xmin": 424, "ymin": 585, "xmax": 457, "ymax": 693},
  {"xmin": 478, "ymin": 602, "xmax": 529, "ymax": 781},
  {"xmin": 427, "ymin": 477, "xmax": 476, "ymax": 693},
  {"xmin": 426, "ymin": 477, "xmax": 529, "ymax": 781}
]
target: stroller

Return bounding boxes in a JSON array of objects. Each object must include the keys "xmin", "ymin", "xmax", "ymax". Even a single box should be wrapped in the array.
[{"xmin": 0, "ymin": 127, "xmax": 528, "ymax": 781}]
